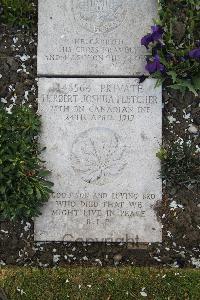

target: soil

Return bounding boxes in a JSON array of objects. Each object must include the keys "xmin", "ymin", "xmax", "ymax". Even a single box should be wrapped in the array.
[{"xmin": 0, "ymin": 16, "xmax": 199, "ymax": 268}]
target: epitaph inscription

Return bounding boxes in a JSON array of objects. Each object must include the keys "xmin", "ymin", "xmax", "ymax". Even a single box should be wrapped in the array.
[
  {"xmin": 38, "ymin": 0, "xmax": 158, "ymax": 76},
  {"xmin": 34, "ymin": 78, "xmax": 162, "ymax": 242}
]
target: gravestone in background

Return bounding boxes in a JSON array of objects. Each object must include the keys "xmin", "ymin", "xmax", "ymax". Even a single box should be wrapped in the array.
[
  {"xmin": 35, "ymin": 0, "xmax": 162, "ymax": 243},
  {"xmin": 37, "ymin": 0, "xmax": 158, "ymax": 76},
  {"xmin": 34, "ymin": 78, "xmax": 162, "ymax": 242}
]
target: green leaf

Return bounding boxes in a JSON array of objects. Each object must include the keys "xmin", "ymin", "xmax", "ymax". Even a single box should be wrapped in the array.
[
  {"xmin": 43, "ymin": 181, "xmax": 54, "ymax": 188},
  {"xmin": 168, "ymin": 80, "xmax": 198, "ymax": 96},
  {"xmin": 192, "ymin": 74, "xmax": 200, "ymax": 91},
  {"xmin": 38, "ymin": 169, "xmax": 51, "ymax": 177},
  {"xmin": 155, "ymin": 77, "xmax": 166, "ymax": 88},
  {"xmin": 27, "ymin": 186, "xmax": 34, "ymax": 195},
  {"xmin": 36, "ymin": 188, "xmax": 42, "ymax": 200},
  {"xmin": 0, "ymin": 186, "xmax": 6, "ymax": 194},
  {"xmin": 156, "ymin": 148, "xmax": 168, "ymax": 160},
  {"xmin": 167, "ymin": 71, "xmax": 177, "ymax": 83}
]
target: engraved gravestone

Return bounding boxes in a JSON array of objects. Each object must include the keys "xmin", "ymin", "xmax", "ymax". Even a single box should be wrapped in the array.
[
  {"xmin": 38, "ymin": 0, "xmax": 158, "ymax": 76},
  {"xmin": 34, "ymin": 78, "xmax": 162, "ymax": 242}
]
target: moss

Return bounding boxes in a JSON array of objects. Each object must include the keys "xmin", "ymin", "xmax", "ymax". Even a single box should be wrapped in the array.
[{"xmin": 0, "ymin": 267, "xmax": 200, "ymax": 299}]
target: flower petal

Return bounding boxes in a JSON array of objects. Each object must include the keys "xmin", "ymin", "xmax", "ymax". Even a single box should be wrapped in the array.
[
  {"xmin": 189, "ymin": 48, "xmax": 200, "ymax": 59},
  {"xmin": 141, "ymin": 34, "xmax": 153, "ymax": 48}
]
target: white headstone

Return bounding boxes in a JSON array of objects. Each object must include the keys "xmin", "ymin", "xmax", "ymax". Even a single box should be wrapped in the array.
[
  {"xmin": 37, "ymin": 0, "xmax": 158, "ymax": 76},
  {"xmin": 34, "ymin": 78, "xmax": 162, "ymax": 242}
]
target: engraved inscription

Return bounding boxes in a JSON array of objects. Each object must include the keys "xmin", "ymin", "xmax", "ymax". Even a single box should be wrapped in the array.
[
  {"xmin": 71, "ymin": 127, "xmax": 127, "ymax": 185},
  {"xmin": 35, "ymin": 78, "xmax": 162, "ymax": 242},
  {"xmin": 38, "ymin": 0, "xmax": 158, "ymax": 75},
  {"xmin": 72, "ymin": 0, "xmax": 127, "ymax": 33}
]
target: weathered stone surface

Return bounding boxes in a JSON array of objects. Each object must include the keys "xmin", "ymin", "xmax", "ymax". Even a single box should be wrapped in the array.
[
  {"xmin": 37, "ymin": 0, "xmax": 157, "ymax": 76},
  {"xmin": 34, "ymin": 78, "xmax": 162, "ymax": 242}
]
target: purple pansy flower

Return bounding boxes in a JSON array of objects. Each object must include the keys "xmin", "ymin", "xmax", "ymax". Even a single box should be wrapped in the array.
[
  {"xmin": 141, "ymin": 33, "xmax": 154, "ymax": 49},
  {"xmin": 189, "ymin": 48, "xmax": 200, "ymax": 59},
  {"xmin": 145, "ymin": 55, "xmax": 165, "ymax": 74},
  {"xmin": 151, "ymin": 25, "xmax": 164, "ymax": 41},
  {"xmin": 141, "ymin": 25, "xmax": 164, "ymax": 49}
]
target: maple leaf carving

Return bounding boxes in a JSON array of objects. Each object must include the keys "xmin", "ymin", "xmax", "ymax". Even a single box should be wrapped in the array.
[{"xmin": 71, "ymin": 127, "xmax": 127, "ymax": 185}]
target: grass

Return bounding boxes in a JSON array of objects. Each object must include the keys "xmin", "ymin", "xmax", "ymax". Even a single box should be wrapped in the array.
[
  {"xmin": 0, "ymin": 267, "xmax": 200, "ymax": 299},
  {"xmin": 1, "ymin": 0, "xmax": 36, "ymax": 28}
]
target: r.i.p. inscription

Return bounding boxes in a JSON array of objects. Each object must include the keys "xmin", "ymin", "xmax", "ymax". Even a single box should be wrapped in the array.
[
  {"xmin": 37, "ymin": 0, "xmax": 158, "ymax": 76},
  {"xmin": 34, "ymin": 78, "xmax": 162, "ymax": 242}
]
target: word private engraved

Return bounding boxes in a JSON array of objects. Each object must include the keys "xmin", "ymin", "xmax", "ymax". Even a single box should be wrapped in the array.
[
  {"xmin": 71, "ymin": 127, "xmax": 127, "ymax": 185},
  {"xmin": 72, "ymin": 0, "xmax": 127, "ymax": 33}
]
